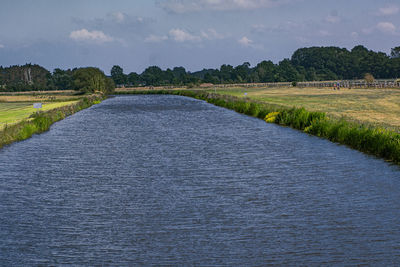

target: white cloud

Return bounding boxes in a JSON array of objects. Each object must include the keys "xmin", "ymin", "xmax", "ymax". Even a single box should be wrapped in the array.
[
  {"xmin": 112, "ymin": 12, "xmax": 125, "ymax": 23},
  {"xmin": 145, "ymin": 34, "xmax": 169, "ymax": 43},
  {"xmin": 145, "ymin": 28, "xmax": 225, "ymax": 43},
  {"xmin": 238, "ymin": 36, "xmax": 253, "ymax": 46},
  {"xmin": 0, "ymin": 44, "xmax": 4, "ymax": 49},
  {"xmin": 376, "ymin": 22, "xmax": 396, "ymax": 34},
  {"xmin": 169, "ymin": 28, "xmax": 201, "ymax": 42},
  {"xmin": 361, "ymin": 27, "xmax": 373, "ymax": 35},
  {"xmin": 362, "ymin": 22, "xmax": 397, "ymax": 35},
  {"xmin": 69, "ymin": 29, "xmax": 114, "ymax": 43},
  {"xmin": 200, "ymin": 28, "xmax": 225, "ymax": 40},
  {"xmin": 379, "ymin": 5, "xmax": 399, "ymax": 16},
  {"xmin": 161, "ymin": 0, "xmax": 293, "ymax": 13}
]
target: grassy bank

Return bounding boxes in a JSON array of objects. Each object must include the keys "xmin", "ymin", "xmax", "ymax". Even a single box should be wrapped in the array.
[
  {"xmin": 0, "ymin": 101, "xmax": 80, "ymax": 129},
  {"xmin": 117, "ymin": 90, "xmax": 400, "ymax": 164},
  {"xmin": 0, "ymin": 95, "xmax": 104, "ymax": 149},
  {"xmin": 0, "ymin": 91, "xmax": 87, "ymax": 130},
  {"xmin": 203, "ymin": 87, "xmax": 400, "ymax": 132}
]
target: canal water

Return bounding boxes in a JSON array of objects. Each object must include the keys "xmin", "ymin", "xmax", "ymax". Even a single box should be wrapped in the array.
[{"xmin": 1, "ymin": 95, "xmax": 399, "ymax": 265}]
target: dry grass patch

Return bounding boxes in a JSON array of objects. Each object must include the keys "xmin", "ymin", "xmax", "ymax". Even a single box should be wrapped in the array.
[
  {"xmin": 206, "ymin": 87, "xmax": 400, "ymax": 131},
  {"xmin": 0, "ymin": 94, "xmax": 82, "ymax": 102},
  {"xmin": 0, "ymin": 90, "xmax": 75, "ymax": 96}
]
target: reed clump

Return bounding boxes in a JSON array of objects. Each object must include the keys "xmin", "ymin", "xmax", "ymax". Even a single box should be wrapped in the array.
[{"xmin": 305, "ymin": 119, "xmax": 400, "ymax": 162}]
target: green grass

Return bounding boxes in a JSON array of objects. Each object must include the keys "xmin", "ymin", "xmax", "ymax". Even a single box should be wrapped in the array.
[
  {"xmin": 0, "ymin": 101, "xmax": 79, "ymax": 129},
  {"xmin": 0, "ymin": 95, "xmax": 103, "ymax": 149},
  {"xmin": 203, "ymin": 87, "xmax": 400, "ymax": 132}
]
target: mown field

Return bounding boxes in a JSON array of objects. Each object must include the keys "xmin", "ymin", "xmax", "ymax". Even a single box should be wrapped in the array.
[
  {"xmin": 0, "ymin": 93, "xmax": 81, "ymax": 130},
  {"xmin": 204, "ymin": 87, "xmax": 400, "ymax": 132}
]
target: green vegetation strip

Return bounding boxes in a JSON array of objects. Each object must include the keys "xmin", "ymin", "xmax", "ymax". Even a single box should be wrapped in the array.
[
  {"xmin": 117, "ymin": 90, "xmax": 400, "ymax": 165},
  {"xmin": 0, "ymin": 95, "xmax": 104, "ymax": 149},
  {"xmin": 0, "ymin": 101, "xmax": 79, "ymax": 128}
]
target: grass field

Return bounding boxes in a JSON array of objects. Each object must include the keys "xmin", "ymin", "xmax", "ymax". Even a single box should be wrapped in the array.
[
  {"xmin": 0, "ymin": 92, "xmax": 84, "ymax": 129},
  {"xmin": 0, "ymin": 92, "xmax": 83, "ymax": 130},
  {"xmin": 0, "ymin": 101, "xmax": 79, "ymax": 129},
  {"xmin": 203, "ymin": 87, "xmax": 400, "ymax": 132},
  {"xmin": 0, "ymin": 94, "xmax": 103, "ymax": 149}
]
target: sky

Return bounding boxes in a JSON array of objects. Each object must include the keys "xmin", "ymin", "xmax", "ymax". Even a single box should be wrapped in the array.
[{"xmin": 0, "ymin": 0, "xmax": 399, "ymax": 74}]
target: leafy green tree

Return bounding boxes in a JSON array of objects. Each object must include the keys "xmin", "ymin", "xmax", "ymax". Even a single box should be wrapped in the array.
[
  {"xmin": 111, "ymin": 65, "xmax": 126, "ymax": 85},
  {"xmin": 164, "ymin": 68, "xmax": 175, "ymax": 84},
  {"xmin": 249, "ymin": 71, "xmax": 260, "ymax": 83},
  {"xmin": 141, "ymin": 66, "xmax": 164, "ymax": 86},
  {"xmin": 255, "ymin": 60, "xmax": 276, "ymax": 82},
  {"xmin": 52, "ymin": 68, "xmax": 73, "ymax": 90},
  {"xmin": 234, "ymin": 62, "xmax": 251, "ymax": 82},
  {"xmin": 203, "ymin": 72, "xmax": 220, "ymax": 84},
  {"xmin": 219, "ymin": 64, "xmax": 235, "ymax": 83},
  {"xmin": 73, "ymin": 67, "xmax": 114, "ymax": 94},
  {"xmin": 1, "ymin": 64, "xmax": 52, "ymax": 91},
  {"xmin": 305, "ymin": 67, "xmax": 318, "ymax": 81},
  {"xmin": 291, "ymin": 46, "xmax": 349, "ymax": 80},
  {"xmin": 172, "ymin": 67, "xmax": 187, "ymax": 84},
  {"xmin": 277, "ymin": 59, "xmax": 302, "ymax": 82},
  {"xmin": 127, "ymin": 72, "xmax": 140, "ymax": 86},
  {"xmin": 105, "ymin": 77, "xmax": 116, "ymax": 94},
  {"xmin": 389, "ymin": 57, "xmax": 400, "ymax": 78}
]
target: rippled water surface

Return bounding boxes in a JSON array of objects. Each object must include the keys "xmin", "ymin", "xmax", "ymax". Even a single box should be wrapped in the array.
[{"xmin": 1, "ymin": 95, "xmax": 400, "ymax": 265}]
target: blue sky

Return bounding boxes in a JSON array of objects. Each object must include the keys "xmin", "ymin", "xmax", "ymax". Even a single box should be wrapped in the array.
[{"xmin": 0, "ymin": 0, "xmax": 399, "ymax": 74}]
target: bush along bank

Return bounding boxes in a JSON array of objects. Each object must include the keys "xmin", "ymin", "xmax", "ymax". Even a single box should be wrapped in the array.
[
  {"xmin": 117, "ymin": 90, "xmax": 400, "ymax": 164},
  {"xmin": 0, "ymin": 94, "xmax": 104, "ymax": 149}
]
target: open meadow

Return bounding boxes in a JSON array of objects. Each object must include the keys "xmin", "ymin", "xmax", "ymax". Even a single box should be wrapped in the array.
[
  {"xmin": 204, "ymin": 87, "xmax": 400, "ymax": 132},
  {"xmin": 0, "ymin": 92, "xmax": 81, "ymax": 129}
]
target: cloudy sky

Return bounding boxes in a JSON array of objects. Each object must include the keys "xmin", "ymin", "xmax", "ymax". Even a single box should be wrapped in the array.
[{"xmin": 0, "ymin": 0, "xmax": 399, "ymax": 74}]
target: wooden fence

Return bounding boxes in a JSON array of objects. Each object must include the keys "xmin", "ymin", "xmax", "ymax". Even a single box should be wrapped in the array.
[
  {"xmin": 198, "ymin": 79, "xmax": 400, "ymax": 89},
  {"xmin": 117, "ymin": 79, "xmax": 400, "ymax": 91}
]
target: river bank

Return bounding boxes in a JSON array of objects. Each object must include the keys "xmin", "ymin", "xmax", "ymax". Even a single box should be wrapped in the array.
[
  {"xmin": 0, "ymin": 94, "xmax": 104, "ymax": 149},
  {"xmin": 200, "ymin": 86, "xmax": 400, "ymax": 133},
  {"xmin": 2, "ymin": 89, "xmax": 399, "ymax": 165},
  {"xmin": 116, "ymin": 90, "xmax": 400, "ymax": 165}
]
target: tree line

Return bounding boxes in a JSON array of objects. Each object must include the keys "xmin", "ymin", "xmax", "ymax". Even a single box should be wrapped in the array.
[
  {"xmin": 112, "ymin": 45, "xmax": 400, "ymax": 86},
  {"xmin": 0, "ymin": 65, "xmax": 114, "ymax": 94},
  {"xmin": 1, "ymin": 45, "xmax": 399, "ymax": 92}
]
